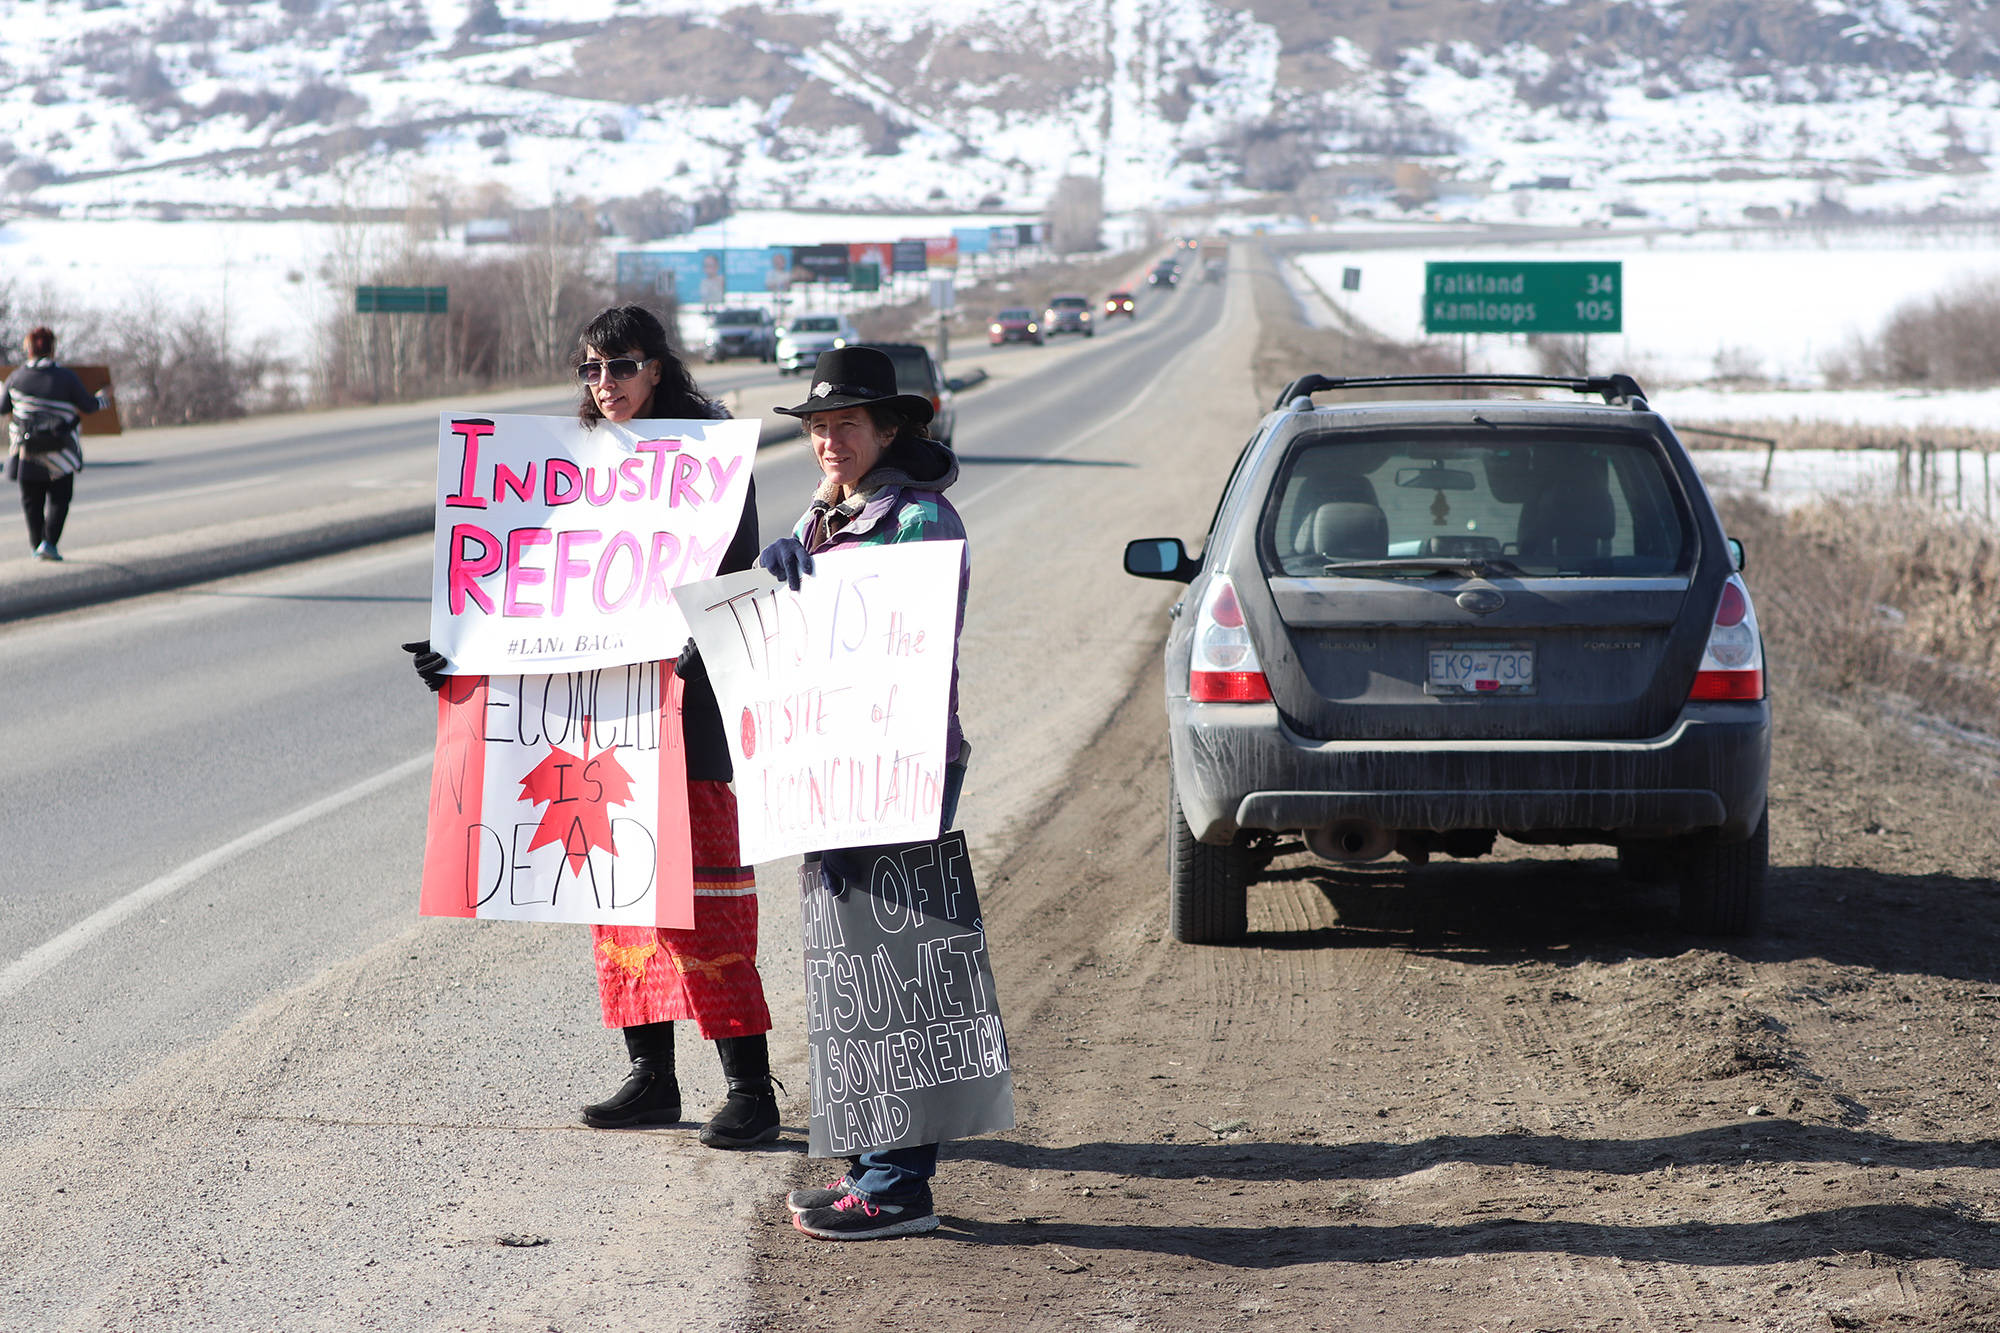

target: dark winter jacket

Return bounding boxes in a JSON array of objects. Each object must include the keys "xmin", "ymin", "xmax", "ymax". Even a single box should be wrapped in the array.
[
  {"xmin": 795, "ymin": 432, "xmax": 969, "ymax": 765},
  {"xmin": 641, "ymin": 393, "xmax": 756, "ymax": 785},
  {"xmin": 2, "ymin": 358, "xmax": 102, "ymax": 480}
]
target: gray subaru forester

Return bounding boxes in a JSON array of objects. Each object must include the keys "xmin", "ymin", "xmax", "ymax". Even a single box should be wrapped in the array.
[{"xmin": 1125, "ymin": 374, "xmax": 1770, "ymax": 943}]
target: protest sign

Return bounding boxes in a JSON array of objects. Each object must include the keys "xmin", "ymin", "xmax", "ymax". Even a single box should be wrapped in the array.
[
  {"xmin": 430, "ymin": 413, "xmax": 756, "ymax": 676},
  {"xmin": 798, "ymin": 831, "xmax": 1014, "ymax": 1156},
  {"xmin": 674, "ymin": 541, "xmax": 963, "ymax": 865},
  {"xmin": 419, "ymin": 664, "xmax": 695, "ymax": 928}
]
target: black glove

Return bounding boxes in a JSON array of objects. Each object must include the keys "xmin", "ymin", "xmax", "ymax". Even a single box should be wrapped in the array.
[
  {"xmin": 401, "ymin": 639, "xmax": 451, "ymax": 692},
  {"xmin": 757, "ymin": 536, "xmax": 815, "ymax": 592},
  {"xmin": 672, "ymin": 636, "xmax": 706, "ymax": 684}
]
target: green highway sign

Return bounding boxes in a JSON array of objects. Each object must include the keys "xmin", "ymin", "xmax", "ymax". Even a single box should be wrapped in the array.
[
  {"xmin": 848, "ymin": 262, "xmax": 880, "ymax": 293},
  {"xmin": 1422, "ymin": 261, "xmax": 1620, "ymax": 335},
  {"xmin": 356, "ymin": 284, "xmax": 448, "ymax": 314}
]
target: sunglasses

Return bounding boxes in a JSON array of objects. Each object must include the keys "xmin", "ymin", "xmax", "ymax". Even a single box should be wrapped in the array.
[{"xmin": 577, "ymin": 357, "xmax": 655, "ymax": 385}]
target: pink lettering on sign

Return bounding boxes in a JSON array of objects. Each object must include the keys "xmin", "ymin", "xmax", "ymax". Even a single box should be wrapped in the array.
[
  {"xmin": 669, "ymin": 453, "xmax": 704, "ymax": 509},
  {"xmin": 617, "ymin": 457, "xmax": 648, "ymax": 501},
  {"xmin": 504, "ymin": 528, "xmax": 552, "ymax": 615},
  {"xmin": 707, "ymin": 453, "xmax": 745, "ymax": 500},
  {"xmin": 445, "ymin": 419, "xmax": 495, "ymax": 510},
  {"xmin": 545, "ymin": 459, "xmax": 583, "ymax": 506},
  {"xmin": 635, "ymin": 438, "xmax": 684, "ymax": 500},
  {"xmin": 494, "ymin": 461, "xmax": 535, "ymax": 504},
  {"xmin": 643, "ymin": 532, "xmax": 683, "ymax": 607},
  {"xmin": 552, "ymin": 529, "xmax": 602, "ymax": 616},
  {"xmin": 594, "ymin": 532, "xmax": 645, "ymax": 613},
  {"xmin": 449, "ymin": 523, "xmax": 500, "ymax": 614}
]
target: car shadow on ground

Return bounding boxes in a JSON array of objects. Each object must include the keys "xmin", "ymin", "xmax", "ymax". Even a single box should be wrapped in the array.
[
  {"xmin": 925, "ymin": 1201, "xmax": 2000, "ymax": 1269},
  {"xmin": 1234, "ymin": 855, "xmax": 2000, "ymax": 986}
]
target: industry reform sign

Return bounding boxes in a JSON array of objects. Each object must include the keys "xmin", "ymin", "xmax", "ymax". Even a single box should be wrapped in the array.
[{"xmin": 1423, "ymin": 261, "xmax": 1621, "ymax": 335}]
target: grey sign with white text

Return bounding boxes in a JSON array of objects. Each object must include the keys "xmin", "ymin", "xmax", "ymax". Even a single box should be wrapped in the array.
[{"xmin": 799, "ymin": 830, "xmax": 1015, "ymax": 1157}]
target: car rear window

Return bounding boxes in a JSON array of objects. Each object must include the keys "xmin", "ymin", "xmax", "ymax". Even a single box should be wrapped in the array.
[
  {"xmin": 997, "ymin": 308, "xmax": 1032, "ymax": 319},
  {"xmin": 791, "ymin": 316, "xmax": 839, "ymax": 332},
  {"xmin": 1263, "ymin": 428, "xmax": 1691, "ymax": 577},
  {"xmin": 1050, "ymin": 297, "xmax": 1086, "ymax": 308},
  {"xmin": 716, "ymin": 309, "xmax": 763, "ymax": 324},
  {"xmin": 864, "ymin": 345, "xmax": 938, "ymax": 394}
]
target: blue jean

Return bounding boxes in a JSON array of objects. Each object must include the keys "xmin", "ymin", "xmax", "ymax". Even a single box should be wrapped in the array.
[{"xmin": 847, "ymin": 760, "xmax": 965, "ymax": 1204}]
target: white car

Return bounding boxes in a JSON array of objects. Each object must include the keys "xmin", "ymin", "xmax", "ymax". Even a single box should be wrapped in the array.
[{"xmin": 777, "ymin": 312, "xmax": 859, "ymax": 375}]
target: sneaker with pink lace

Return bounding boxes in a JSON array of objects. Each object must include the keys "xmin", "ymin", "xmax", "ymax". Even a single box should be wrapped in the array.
[{"xmin": 791, "ymin": 1188, "xmax": 938, "ymax": 1240}]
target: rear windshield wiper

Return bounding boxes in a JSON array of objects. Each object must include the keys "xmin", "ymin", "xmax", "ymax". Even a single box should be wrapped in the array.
[{"xmin": 1319, "ymin": 557, "xmax": 1521, "ymax": 578}]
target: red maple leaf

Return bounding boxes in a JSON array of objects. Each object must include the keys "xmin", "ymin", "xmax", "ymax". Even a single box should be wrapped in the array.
[{"xmin": 517, "ymin": 718, "xmax": 637, "ymax": 876}]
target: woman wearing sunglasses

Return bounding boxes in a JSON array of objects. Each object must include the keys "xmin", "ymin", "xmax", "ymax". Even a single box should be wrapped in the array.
[
  {"xmin": 570, "ymin": 305, "xmax": 780, "ymax": 1148},
  {"xmin": 409, "ymin": 305, "xmax": 779, "ymax": 1149}
]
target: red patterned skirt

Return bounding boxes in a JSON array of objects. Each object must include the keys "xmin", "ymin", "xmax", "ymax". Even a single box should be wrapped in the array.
[{"xmin": 589, "ymin": 780, "xmax": 771, "ymax": 1038}]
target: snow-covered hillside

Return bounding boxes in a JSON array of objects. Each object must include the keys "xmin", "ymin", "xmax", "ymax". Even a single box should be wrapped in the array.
[{"xmin": 3, "ymin": 0, "xmax": 2000, "ymax": 225}]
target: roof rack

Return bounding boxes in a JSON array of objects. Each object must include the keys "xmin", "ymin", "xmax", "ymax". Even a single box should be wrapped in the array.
[{"xmin": 1273, "ymin": 373, "xmax": 1648, "ymax": 412}]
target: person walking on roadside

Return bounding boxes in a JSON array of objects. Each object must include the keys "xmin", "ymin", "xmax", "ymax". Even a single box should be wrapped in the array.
[
  {"xmin": 759, "ymin": 345, "xmax": 972, "ymax": 1241},
  {"xmin": 3, "ymin": 326, "xmax": 107, "ymax": 562},
  {"xmin": 405, "ymin": 304, "xmax": 782, "ymax": 1150}
]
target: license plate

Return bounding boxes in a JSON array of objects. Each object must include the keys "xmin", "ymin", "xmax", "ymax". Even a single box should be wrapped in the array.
[{"xmin": 1427, "ymin": 643, "xmax": 1535, "ymax": 696}]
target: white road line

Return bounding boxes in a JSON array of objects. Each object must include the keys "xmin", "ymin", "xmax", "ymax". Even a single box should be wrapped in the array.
[
  {"xmin": 0, "ymin": 753, "xmax": 431, "ymax": 1003},
  {"xmin": 82, "ymin": 474, "xmax": 268, "ymax": 514}
]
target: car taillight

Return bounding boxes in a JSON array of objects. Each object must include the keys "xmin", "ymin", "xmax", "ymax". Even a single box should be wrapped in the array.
[
  {"xmin": 1190, "ymin": 575, "xmax": 1272, "ymax": 703},
  {"xmin": 1689, "ymin": 574, "xmax": 1765, "ymax": 700}
]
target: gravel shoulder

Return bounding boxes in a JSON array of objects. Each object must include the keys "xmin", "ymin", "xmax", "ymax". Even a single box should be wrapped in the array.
[
  {"xmin": 743, "ymin": 248, "xmax": 2000, "ymax": 1331},
  {"xmin": 746, "ymin": 636, "xmax": 2000, "ymax": 1332}
]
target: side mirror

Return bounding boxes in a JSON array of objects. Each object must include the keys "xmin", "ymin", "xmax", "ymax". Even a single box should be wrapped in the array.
[
  {"xmin": 1727, "ymin": 537, "xmax": 1746, "ymax": 572},
  {"xmin": 1124, "ymin": 537, "xmax": 1198, "ymax": 583}
]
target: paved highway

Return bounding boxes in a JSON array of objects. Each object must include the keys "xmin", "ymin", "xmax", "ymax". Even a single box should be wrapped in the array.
[{"xmin": 0, "ymin": 261, "xmax": 1255, "ymax": 1329}]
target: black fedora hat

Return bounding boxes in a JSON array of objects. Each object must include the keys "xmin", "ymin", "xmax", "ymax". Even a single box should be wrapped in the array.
[{"xmin": 775, "ymin": 345, "xmax": 934, "ymax": 425}]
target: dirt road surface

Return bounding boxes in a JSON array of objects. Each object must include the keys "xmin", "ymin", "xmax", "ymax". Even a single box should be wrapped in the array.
[
  {"xmin": 748, "ymin": 654, "xmax": 2000, "ymax": 1331},
  {"xmin": 745, "ymin": 297, "xmax": 2000, "ymax": 1330}
]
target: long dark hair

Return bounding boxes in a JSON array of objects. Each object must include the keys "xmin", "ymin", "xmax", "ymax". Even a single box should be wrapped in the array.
[{"xmin": 575, "ymin": 305, "xmax": 712, "ymax": 426}]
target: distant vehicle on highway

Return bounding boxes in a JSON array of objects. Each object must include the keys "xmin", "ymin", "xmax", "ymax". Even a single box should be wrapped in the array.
[
  {"xmin": 776, "ymin": 311, "xmax": 857, "ymax": 376},
  {"xmin": 1103, "ymin": 290, "xmax": 1135, "ymax": 319},
  {"xmin": 989, "ymin": 307, "xmax": 1042, "ymax": 345},
  {"xmin": 859, "ymin": 341, "xmax": 955, "ymax": 449},
  {"xmin": 1125, "ymin": 372, "xmax": 1770, "ymax": 943},
  {"xmin": 1044, "ymin": 293, "xmax": 1093, "ymax": 338},
  {"xmin": 704, "ymin": 307, "xmax": 776, "ymax": 362},
  {"xmin": 1201, "ymin": 257, "xmax": 1226, "ymax": 282},
  {"xmin": 1147, "ymin": 260, "xmax": 1179, "ymax": 288}
]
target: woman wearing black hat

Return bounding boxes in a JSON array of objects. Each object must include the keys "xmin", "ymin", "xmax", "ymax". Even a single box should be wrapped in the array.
[
  {"xmin": 406, "ymin": 305, "xmax": 781, "ymax": 1150},
  {"xmin": 759, "ymin": 344, "xmax": 971, "ymax": 1240}
]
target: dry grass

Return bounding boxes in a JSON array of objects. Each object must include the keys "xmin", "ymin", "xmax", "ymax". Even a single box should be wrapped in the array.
[{"xmin": 1722, "ymin": 493, "xmax": 2000, "ymax": 740}]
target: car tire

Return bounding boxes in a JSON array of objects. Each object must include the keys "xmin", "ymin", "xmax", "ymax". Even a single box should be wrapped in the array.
[
  {"xmin": 1168, "ymin": 773, "xmax": 1249, "ymax": 944},
  {"xmin": 1674, "ymin": 808, "xmax": 1768, "ymax": 936}
]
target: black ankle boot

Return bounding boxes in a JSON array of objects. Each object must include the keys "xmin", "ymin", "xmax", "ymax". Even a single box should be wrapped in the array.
[
  {"xmin": 700, "ymin": 1033, "xmax": 781, "ymax": 1149},
  {"xmin": 582, "ymin": 1021, "xmax": 682, "ymax": 1128}
]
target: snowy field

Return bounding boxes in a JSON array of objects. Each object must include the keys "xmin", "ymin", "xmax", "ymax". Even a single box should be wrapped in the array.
[
  {"xmin": 1293, "ymin": 230, "xmax": 2000, "ymax": 387},
  {"xmin": 1689, "ymin": 447, "xmax": 1999, "ymax": 518}
]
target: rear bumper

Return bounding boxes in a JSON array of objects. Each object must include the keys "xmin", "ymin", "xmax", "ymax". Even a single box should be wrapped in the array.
[{"xmin": 1172, "ymin": 699, "xmax": 1771, "ymax": 845}]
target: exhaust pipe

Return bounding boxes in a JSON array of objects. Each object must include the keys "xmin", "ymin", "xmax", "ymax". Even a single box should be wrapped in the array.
[{"xmin": 1305, "ymin": 820, "xmax": 1395, "ymax": 863}]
